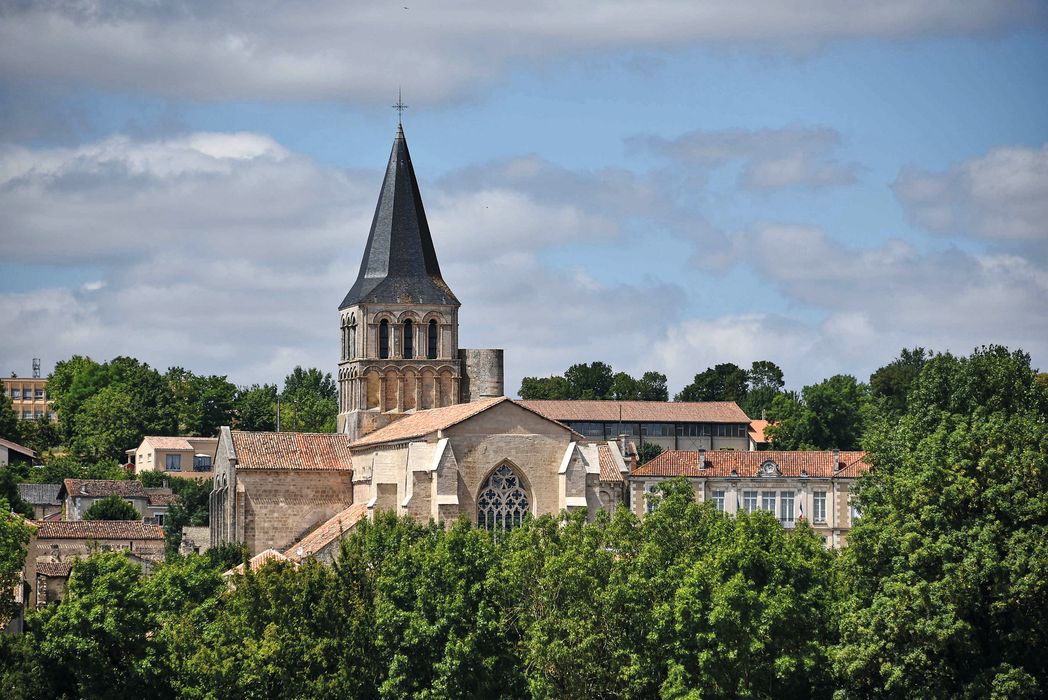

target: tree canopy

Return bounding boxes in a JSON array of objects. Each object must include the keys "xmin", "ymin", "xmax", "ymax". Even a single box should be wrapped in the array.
[
  {"xmin": 519, "ymin": 363, "xmax": 668, "ymax": 401},
  {"xmin": 82, "ymin": 494, "xmax": 140, "ymax": 521}
]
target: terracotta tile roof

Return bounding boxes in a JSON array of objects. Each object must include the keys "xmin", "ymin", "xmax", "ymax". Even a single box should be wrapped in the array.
[
  {"xmin": 145, "ymin": 488, "xmax": 180, "ymax": 506},
  {"xmin": 17, "ymin": 483, "xmax": 62, "ymax": 506},
  {"xmin": 61, "ymin": 479, "xmax": 147, "ymax": 500},
  {"xmin": 223, "ymin": 549, "xmax": 293, "ymax": 576},
  {"xmin": 749, "ymin": 420, "xmax": 770, "ymax": 443},
  {"xmin": 350, "ymin": 397, "xmax": 507, "ymax": 448},
  {"xmin": 597, "ymin": 445, "xmax": 624, "ymax": 483},
  {"xmin": 36, "ymin": 561, "xmax": 72, "ymax": 577},
  {"xmin": 633, "ymin": 450, "xmax": 870, "ymax": 479},
  {"xmin": 231, "ymin": 431, "xmax": 353, "ymax": 470},
  {"xmin": 519, "ymin": 400, "xmax": 750, "ymax": 424},
  {"xmin": 32, "ymin": 520, "xmax": 165, "ymax": 540},
  {"xmin": 284, "ymin": 503, "xmax": 368, "ymax": 562},
  {"xmin": 0, "ymin": 437, "xmax": 35, "ymax": 458}
]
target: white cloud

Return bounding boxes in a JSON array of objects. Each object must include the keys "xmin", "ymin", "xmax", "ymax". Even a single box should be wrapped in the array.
[
  {"xmin": 0, "ymin": 2, "xmax": 1043, "ymax": 102},
  {"xmin": 893, "ymin": 143, "xmax": 1048, "ymax": 242},
  {"xmin": 629, "ymin": 126, "xmax": 861, "ymax": 190}
]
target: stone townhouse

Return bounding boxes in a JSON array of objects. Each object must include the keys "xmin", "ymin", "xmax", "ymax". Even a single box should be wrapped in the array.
[
  {"xmin": 23, "ymin": 520, "xmax": 166, "ymax": 607},
  {"xmin": 630, "ymin": 449, "xmax": 870, "ymax": 547},
  {"xmin": 210, "ymin": 428, "xmax": 354, "ymax": 554},
  {"xmin": 58, "ymin": 479, "xmax": 176, "ymax": 525},
  {"xmin": 129, "ymin": 435, "xmax": 219, "ymax": 480}
]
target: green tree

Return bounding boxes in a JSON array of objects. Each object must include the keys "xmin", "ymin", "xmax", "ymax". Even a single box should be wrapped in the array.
[
  {"xmin": 0, "ymin": 471, "xmax": 33, "ymax": 518},
  {"xmin": 15, "ymin": 418, "xmax": 61, "ymax": 455},
  {"xmin": 610, "ymin": 371, "xmax": 641, "ymax": 400},
  {"xmin": 675, "ymin": 363, "xmax": 749, "ymax": 403},
  {"xmin": 82, "ymin": 494, "xmax": 140, "ymax": 521},
  {"xmin": 0, "ymin": 392, "xmax": 19, "ymax": 443},
  {"xmin": 234, "ymin": 383, "xmax": 279, "ymax": 431},
  {"xmin": 70, "ymin": 386, "xmax": 140, "ymax": 462},
  {"xmin": 564, "ymin": 361, "xmax": 615, "ymax": 399},
  {"xmin": 0, "ymin": 500, "xmax": 34, "ymax": 627},
  {"xmin": 638, "ymin": 370, "xmax": 670, "ymax": 401},
  {"xmin": 765, "ymin": 375, "xmax": 867, "ymax": 449},
  {"xmin": 742, "ymin": 360, "xmax": 785, "ymax": 418},
  {"xmin": 834, "ymin": 346, "xmax": 1048, "ymax": 698},
  {"xmin": 637, "ymin": 441, "xmax": 664, "ymax": 465},
  {"xmin": 165, "ymin": 368, "xmax": 237, "ymax": 437},
  {"xmin": 518, "ymin": 375, "xmax": 571, "ymax": 400},
  {"xmin": 281, "ymin": 366, "xmax": 338, "ymax": 432},
  {"xmin": 869, "ymin": 347, "xmax": 928, "ymax": 415}
]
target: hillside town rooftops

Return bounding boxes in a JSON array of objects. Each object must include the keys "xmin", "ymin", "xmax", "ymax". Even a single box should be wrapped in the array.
[
  {"xmin": 634, "ymin": 450, "xmax": 870, "ymax": 479},
  {"xmin": 230, "ymin": 431, "xmax": 353, "ymax": 470}
]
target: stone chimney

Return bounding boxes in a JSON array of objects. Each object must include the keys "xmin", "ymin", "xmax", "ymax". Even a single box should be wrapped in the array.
[
  {"xmin": 832, "ymin": 448, "xmax": 841, "ymax": 472},
  {"xmin": 697, "ymin": 448, "xmax": 706, "ymax": 470}
]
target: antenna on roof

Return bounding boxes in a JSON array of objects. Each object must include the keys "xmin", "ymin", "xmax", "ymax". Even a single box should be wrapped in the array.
[{"xmin": 32, "ymin": 358, "xmax": 40, "ymax": 379}]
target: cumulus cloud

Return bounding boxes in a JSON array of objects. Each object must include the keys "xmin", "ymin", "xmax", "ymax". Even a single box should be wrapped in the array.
[
  {"xmin": 629, "ymin": 126, "xmax": 861, "ymax": 190},
  {"xmin": 648, "ymin": 222, "xmax": 1048, "ymax": 388},
  {"xmin": 0, "ymin": 1, "xmax": 1043, "ymax": 102},
  {"xmin": 0, "ymin": 131, "xmax": 689, "ymax": 388},
  {"xmin": 893, "ymin": 143, "xmax": 1048, "ymax": 242}
]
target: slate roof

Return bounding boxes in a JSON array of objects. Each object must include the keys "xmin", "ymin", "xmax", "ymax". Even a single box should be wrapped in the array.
[
  {"xmin": 230, "ymin": 431, "xmax": 353, "ymax": 470},
  {"xmin": 519, "ymin": 400, "xmax": 751, "ymax": 424},
  {"xmin": 33, "ymin": 520, "xmax": 165, "ymax": 540},
  {"xmin": 284, "ymin": 503, "xmax": 368, "ymax": 562},
  {"xmin": 633, "ymin": 450, "xmax": 870, "ymax": 479},
  {"xmin": 60, "ymin": 479, "xmax": 148, "ymax": 500},
  {"xmin": 17, "ymin": 483, "xmax": 62, "ymax": 506},
  {"xmin": 340, "ymin": 125, "xmax": 459, "ymax": 309},
  {"xmin": 0, "ymin": 437, "xmax": 35, "ymax": 458},
  {"xmin": 597, "ymin": 444, "xmax": 625, "ymax": 483}
]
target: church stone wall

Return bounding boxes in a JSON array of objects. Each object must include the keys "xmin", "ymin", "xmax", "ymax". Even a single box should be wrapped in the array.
[
  {"xmin": 444, "ymin": 401, "xmax": 573, "ymax": 522},
  {"xmin": 237, "ymin": 470, "xmax": 352, "ymax": 554},
  {"xmin": 458, "ymin": 348, "xmax": 504, "ymax": 402}
]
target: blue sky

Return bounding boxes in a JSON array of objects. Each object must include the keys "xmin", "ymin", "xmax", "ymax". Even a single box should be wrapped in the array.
[{"xmin": 1, "ymin": 2, "xmax": 1046, "ymax": 395}]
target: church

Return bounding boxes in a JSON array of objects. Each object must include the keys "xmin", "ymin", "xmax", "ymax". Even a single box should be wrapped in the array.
[{"xmin": 210, "ymin": 125, "xmax": 630, "ymax": 556}]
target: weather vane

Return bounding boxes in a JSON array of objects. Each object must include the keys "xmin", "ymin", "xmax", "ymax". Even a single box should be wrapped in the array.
[{"xmin": 392, "ymin": 88, "xmax": 408, "ymax": 126}]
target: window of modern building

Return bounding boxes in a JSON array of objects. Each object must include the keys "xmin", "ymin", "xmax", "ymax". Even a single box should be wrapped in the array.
[
  {"xmin": 780, "ymin": 491, "xmax": 795, "ymax": 525},
  {"xmin": 604, "ymin": 422, "xmax": 639, "ymax": 439},
  {"xmin": 427, "ymin": 319, "xmax": 438, "ymax": 359},
  {"xmin": 743, "ymin": 490, "xmax": 758, "ymax": 514},
  {"xmin": 165, "ymin": 454, "xmax": 182, "ymax": 471},
  {"xmin": 11, "ymin": 388, "xmax": 20, "ymax": 398},
  {"xmin": 193, "ymin": 455, "xmax": 212, "ymax": 471},
  {"xmin": 379, "ymin": 319, "xmax": 390, "ymax": 359},
  {"xmin": 813, "ymin": 491, "xmax": 827, "ymax": 522},
  {"xmin": 761, "ymin": 491, "xmax": 776, "ymax": 513},
  {"xmin": 34, "ymin": 388, "xmax": 44, "ymax": 399},
  {"xmin": 477, "ymin": 463, "xmax": 530, "ymax": 530},
  {"xmin": 676, "ymin": 423, "xmax": 712, "ymax": 437},
  {"xmin": 712, "ymin": 490, "xmax": 725, "ymax": 512},
  {"xmin": 641, "ymin": 423, "xmax": 674, "ymax": 437},
  {"xmin": 403, "ymin": 319, "xmax": 414, "ymax": 359},
  {"xmin": 22, "ymin": 411, "xmax": 31, "ymax": 419},
  {"xmin": 571, "ymin": 422, "xmax": 605, "ymax": 438},
  {"xmin": 715, "ymin": 423, "xmax": 748, "ymax": 437}
]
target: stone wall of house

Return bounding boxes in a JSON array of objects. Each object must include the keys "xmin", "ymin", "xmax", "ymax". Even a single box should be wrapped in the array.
[{"xmin": 237, "ymin": 469, "xmax": 353, "ymax": 555}]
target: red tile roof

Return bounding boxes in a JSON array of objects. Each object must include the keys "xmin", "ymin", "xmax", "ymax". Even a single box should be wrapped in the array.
[
  {"xmin": 36, "ymin": 561, "xmax": 72, "ymax": 577},
  {"xmin": 145, "ymin": 489, "xmax": 180, "ymax": 506},
  {"xmin": 597, "ymin": 444, "xmax": 624, "ymax": 483},
  {"xmin": 519, "ymin": 400, "xmax": 750, "ymax": 423},
  {"xmin": 748, "ymin": 420, "xmax": 769, "ymax": 443},
  {"xmin": 32, "ymin": 520, "xmax": 165, "ymax": 540},
  {"xmin": 61, "ymin": 479, "xmax": 147, "ymax": 499},
  {"xmin": 223, "ymin": 549, "xmax": 293, "ymax": 576},
  {"xmin": 142, "ymin": 436, "xmax": 219, "ymax": 451},
  {"xmin": 350, "ymin": 397, "xmax": 507, "ymax": 447},
  {"xmin": 633, "ymin": 450, "xmax": 870, "ymax": 479},
  {"xmin": 284, "ymin": 503, "xmax": 368, "ymax": 562},
  {"xmin": 231, "ymin": 431, "xmax": 353, "ymax": 470}
]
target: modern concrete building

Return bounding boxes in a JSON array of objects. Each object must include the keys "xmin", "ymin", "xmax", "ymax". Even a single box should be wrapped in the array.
[{"xmin": 1, "ymin": 375, "xmax": 54, "ymax": 422}]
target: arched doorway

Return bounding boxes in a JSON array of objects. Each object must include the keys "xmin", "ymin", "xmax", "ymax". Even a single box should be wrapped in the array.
[{"xmin": 477, "ymin": 463, "xmax": 530, "ymax": 530}]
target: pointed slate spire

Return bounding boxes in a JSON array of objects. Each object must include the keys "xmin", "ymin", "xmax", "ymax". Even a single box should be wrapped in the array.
[{"xmin": 340, "ymin": 125, "xmax": 459, "ymax": 309}]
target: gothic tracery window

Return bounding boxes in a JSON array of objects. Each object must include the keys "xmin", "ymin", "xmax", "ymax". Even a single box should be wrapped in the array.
[{"xmin": 477, "ymin": 463, "xmax": 530, "ymax": 530}]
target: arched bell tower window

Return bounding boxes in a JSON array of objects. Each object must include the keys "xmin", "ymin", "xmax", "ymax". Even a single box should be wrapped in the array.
[
  {"xmin": 379, "ymin": 319, "xmax": 390, "ymax": 359},
  {"xmin": 477, "ymin": 463, "xmax": 530, "ymax": 530},
  {"xmin": 348, "ymin": 314, "xmax": 357, "ymax": 360},
  {"xmin": 403, "ymin": 319, "xmax": 414, "ymax": 359},
  {"xmin": 427, "ymin": 319, "xmax": 438, "ymax": 359}
]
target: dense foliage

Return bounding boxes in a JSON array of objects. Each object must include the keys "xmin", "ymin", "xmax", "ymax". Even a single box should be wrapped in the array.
[
  {"xmin": 140, "ymin": 472, "xmax": 213, "ymax": 553},
  {"xmin": 520, "ymin": 362, "xmax": 669, "ymax": 402},
  {"xmin": 0, "ymin": 500, "xmax": 34, "ymax": 627},
  {"xmin": 82, "ymin": 494, "xmax": 140, "ymax": 521}
]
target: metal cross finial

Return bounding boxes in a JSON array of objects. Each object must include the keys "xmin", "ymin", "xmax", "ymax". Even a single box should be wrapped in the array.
[{"xmin": 392, "ymin": 89, "xmax": 408, "ymax": 125}]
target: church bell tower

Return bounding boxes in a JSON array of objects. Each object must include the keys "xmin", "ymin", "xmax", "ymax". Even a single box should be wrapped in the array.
[{"xmin": 337, "ymin": 124, "xmax": 464, "ymax": 440}]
